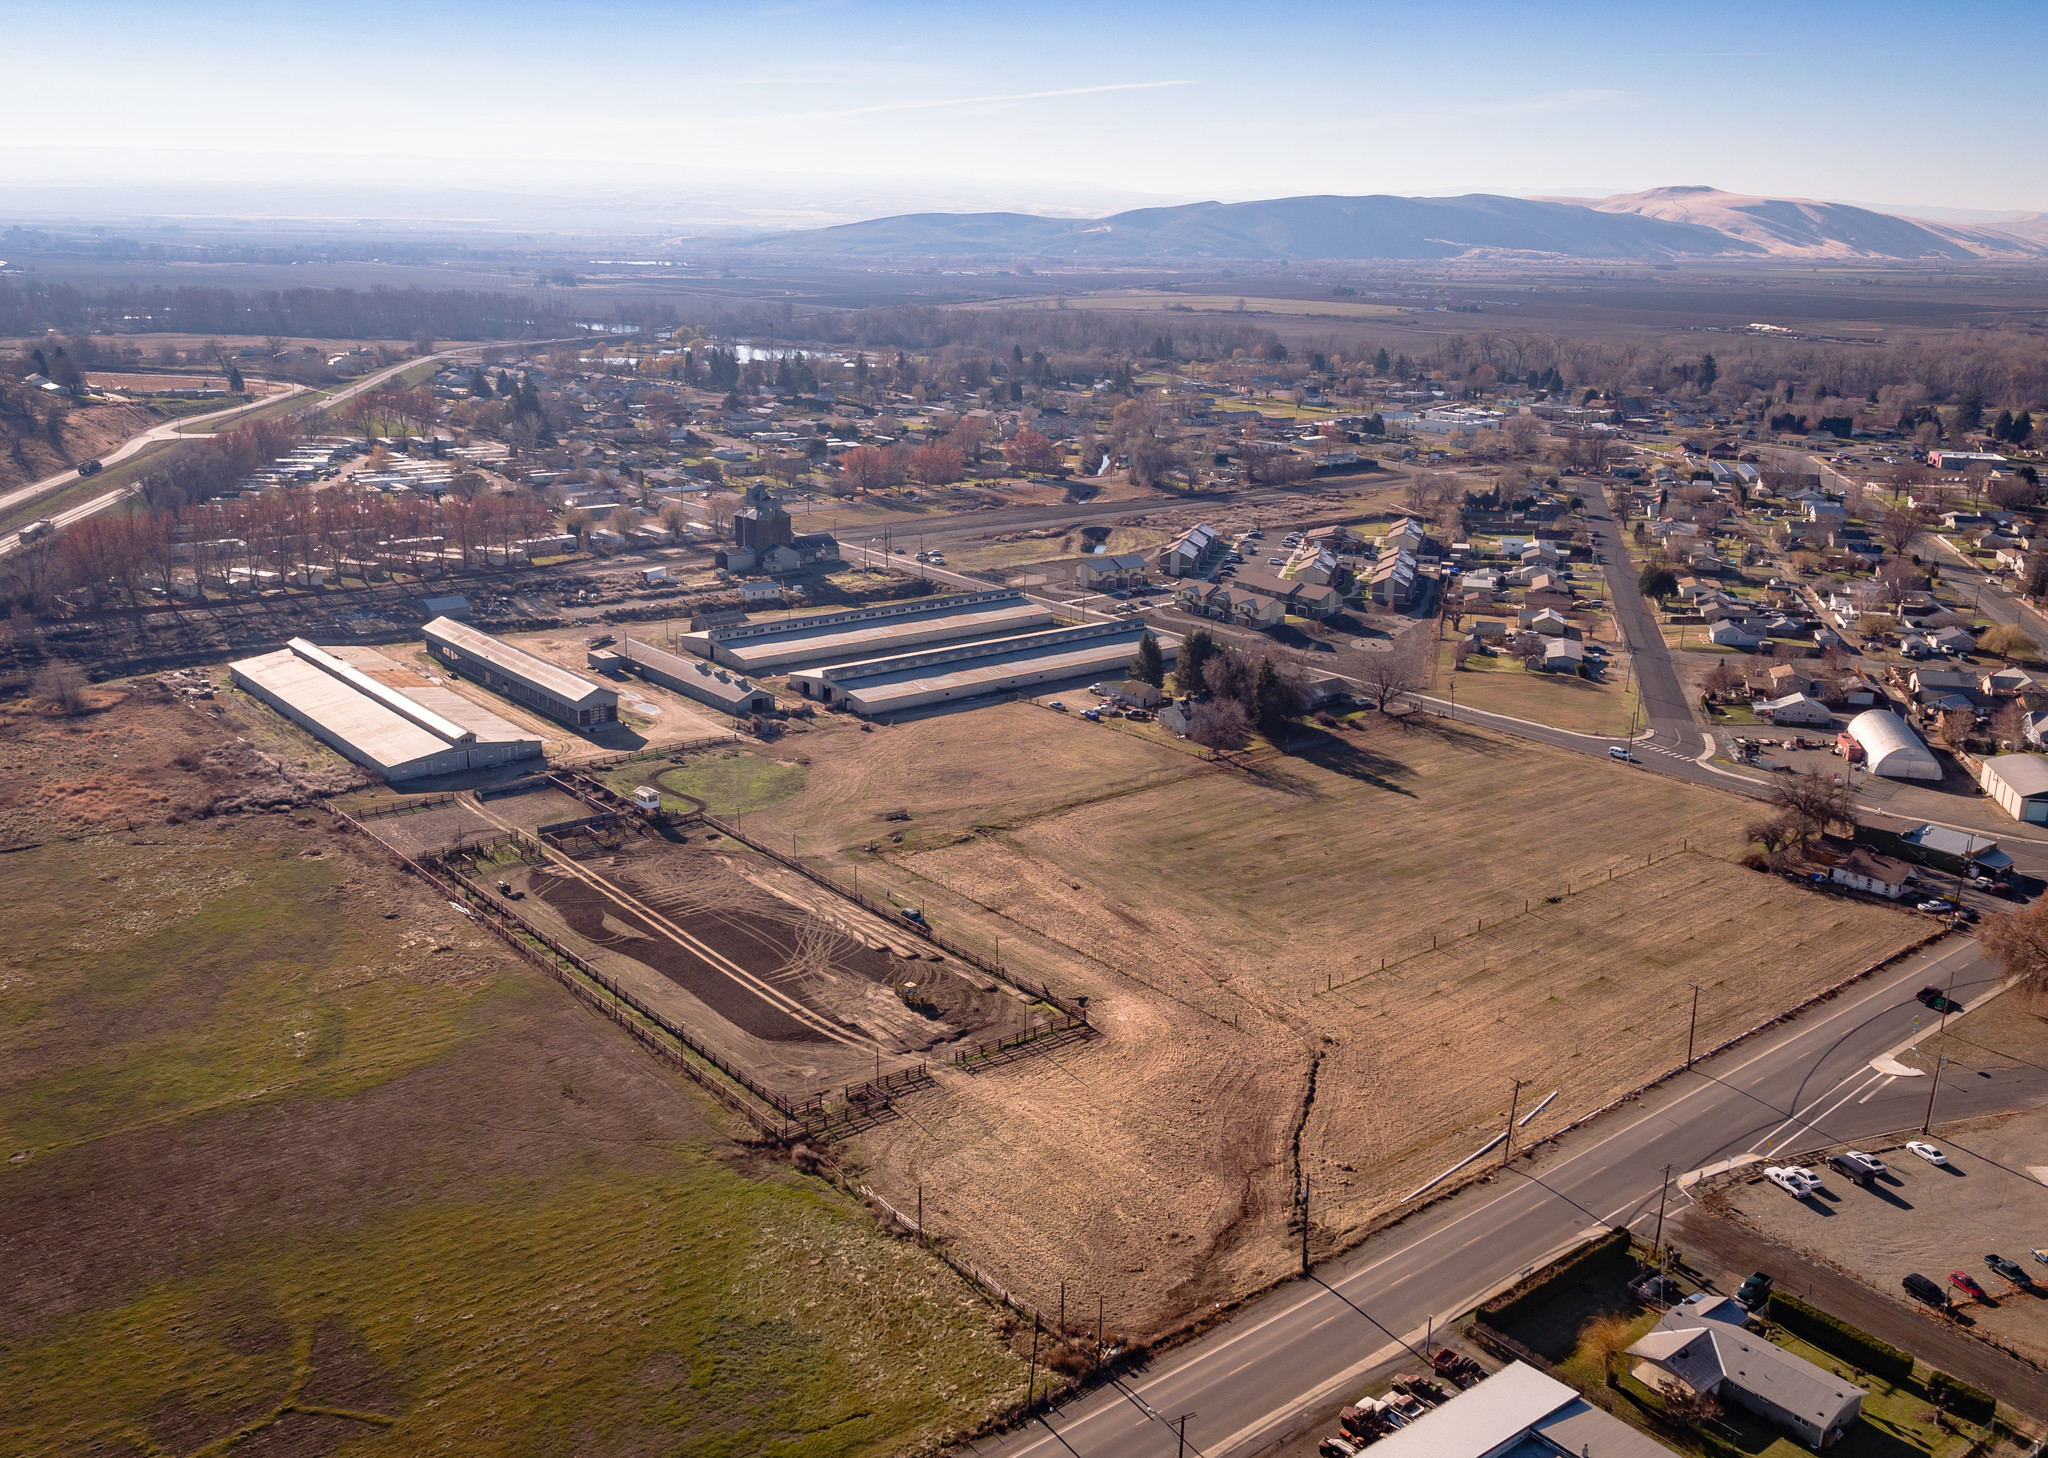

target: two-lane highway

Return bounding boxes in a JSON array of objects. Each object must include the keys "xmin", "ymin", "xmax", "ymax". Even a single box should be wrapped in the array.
[{"xmin": 972, "ymin": 939, "xmax": 2042, "ymax": 1457}]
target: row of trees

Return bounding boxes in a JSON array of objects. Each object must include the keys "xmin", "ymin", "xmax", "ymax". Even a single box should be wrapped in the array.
[{"xmin": 3, "ymin": 484, "xmax": 554, "ymax": 614}]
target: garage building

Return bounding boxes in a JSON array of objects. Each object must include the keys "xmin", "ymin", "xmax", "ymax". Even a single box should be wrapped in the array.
[
  {"xmin": 1975, "ymin": 754, "xmax": 2048, "ymax": 822},
  {"xmin": 231, "ymin": 638, "xmax": 542, "ymax": 782},
  {"xmin": 423, "ymin": 616, "xmax": 617, "ymax": 727},
  {"xmin": 677, "ymin": 590, "xmax": 1055, "ymax": 673},
  {"xmin": 1842, "ymin": 709, "xmax": 1941, "ymax": 780},
  {"xmin": 787, "ymin": 621, "xmax": 1177, "ymax": 716}
]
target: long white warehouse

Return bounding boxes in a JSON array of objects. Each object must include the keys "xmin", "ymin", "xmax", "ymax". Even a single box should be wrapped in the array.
[
  {"xmin": 231, "ymin": 638, "xmax": 543, "ymax": 782},
  {"xmin": 677, "ymin": 590, "xmax": 1056, "ymax": 673},
  {"xmin": 787, "ymin": 621, "xmax": 1177, "ymax": 716},
  {"xmin": 1843, "ymin": 709, "xmax": 1941, "ymax": 780},
  {"xmin": 423, "ymin": 616, "xmax": 618, "ymax": 727}
]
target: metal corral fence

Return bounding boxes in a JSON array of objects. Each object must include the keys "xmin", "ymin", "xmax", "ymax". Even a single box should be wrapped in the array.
[
  {"xmin": 1326, "ymin": 838, "xmax": 1713, "ymax": 995},
  {"xmin": 348, "ymin": 792, "xmax": 460, "ymax": 820},
  {"xmin": 333, "ymin": 804, "xmax": 926, "ymax": 1140},
  {"xmin": 952, "ymin": 1013, "xmax": 1092, "ymax": 1069},
  {"xmin": 690, "ymin": 807, "xmax": 1091, "ymax": 1024}
]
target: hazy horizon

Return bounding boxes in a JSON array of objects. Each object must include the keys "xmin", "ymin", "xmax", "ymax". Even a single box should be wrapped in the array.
[{"xmin": 7, "ymin": 0, "xmax": 2045, "ymax": 224}]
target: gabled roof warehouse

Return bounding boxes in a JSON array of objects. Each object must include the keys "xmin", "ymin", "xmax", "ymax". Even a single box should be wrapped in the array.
[
  {"xmin": 676, "ymin": 590, "xmax": 1055, "ymax": 673},
  {"xmin": 231, "ymin": 638, "xmax": 542, "ymax": 782},
  {"xmin": 787, "ymin": 622, "xmax": 1177, "ymax": 716},
  {"xmin": 614, "ymin": 637, "xmax": 776, "ymax": 716},
  {"xmin": 422, "ymin": 616, "xmax": 618, "ymax": 727}
]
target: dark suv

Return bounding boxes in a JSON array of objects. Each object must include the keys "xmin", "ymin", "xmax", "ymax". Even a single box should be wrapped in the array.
[
  {"xmin": 1902, "ymin": 1272, "xmax": 1950, "ymax": 1308},
  {"xmin": 1917, "ymin": 985, "xmax": 1963, "ymax": 1013}
]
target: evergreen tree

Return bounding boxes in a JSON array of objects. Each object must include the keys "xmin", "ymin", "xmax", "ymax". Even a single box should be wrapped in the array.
[
  {"xmin": 227, "ymin": 364, "xmax": 244, "ymax": 392},
  {"xmin": 1698, "ymin": 352, "xmax": 1718, "ymax": 389},
  {"xmin": 469, "ymin": 366, "xmax": 489, "ymax": 397},
  {"xmin": 1130, "ymin": 631, "xmax": 1165, "ymax": 688},
  {"xmin": 1373, "ymin": 348, "xmax": 1391, "ymax": 375},
  {"xmin": 1252, "ymin": 658, "xmax": 1292, "ymax": 743},
  {"xmin": 1175, "ymin": 629, "xmax": 1218, "ymax": 695},
  {"xmin": 854, "ymin": 352, "xmax": 870, "ymax": 391},
  {"xmin": 1957, "ymin": 389, "xmax": 1985, "ymax": 432}
]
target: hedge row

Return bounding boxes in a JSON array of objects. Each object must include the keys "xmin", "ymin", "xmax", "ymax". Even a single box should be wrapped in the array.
[
  {"xmin": 1481, "ymin": 1229, "xmax": 1633, "ymax": 1329},
  {"xmin": 1764, "ymin": 1292, "xmax": 1913, "ymax": 1383},
  {"xmin": 1926, "ymin": 1370, "xmax": 1996, "ymax": 1423}
]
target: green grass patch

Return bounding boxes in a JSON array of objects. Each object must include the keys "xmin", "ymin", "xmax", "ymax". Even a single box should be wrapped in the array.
[
  {"xmin": 644, "ymin": 749, "xmax": 810, "ymax": 815},
  {"xmin": 1, "ymin": 1149, "xmax": 1024, "ymax": 1457}
]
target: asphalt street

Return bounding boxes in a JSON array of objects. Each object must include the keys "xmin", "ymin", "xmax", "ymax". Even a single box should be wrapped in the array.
[{"xmin": 972, "ymin": 939, "xmax": 2043, "ymax": 1458}]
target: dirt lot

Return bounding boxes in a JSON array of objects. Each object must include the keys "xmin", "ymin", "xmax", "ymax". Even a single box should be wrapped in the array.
[
  {"xmin": 0, "ymin": 687, "xmax": 1030, "ymax": 1455},
  {"xmin": 1710, "ymin": 1103, "xmax": 2048, "ymax": 1370},
  {"xmin": 719, "ymin": 702, "xmax": 1926, "ymax": 1336}
]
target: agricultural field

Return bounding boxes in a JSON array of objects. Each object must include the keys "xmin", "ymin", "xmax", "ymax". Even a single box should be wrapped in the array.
[
  {"xmin": 729, "ymin": 703, "xmax": 1923, "ymax": 1335},
  {"xmin": 0, "ymin": 688, "xmax": 1028, "ymax": 1456}
]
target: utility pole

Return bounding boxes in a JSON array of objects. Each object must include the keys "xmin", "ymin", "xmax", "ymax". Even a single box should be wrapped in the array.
[
  {"xmin": 1652, "ymin": 1163, "xmax": 1673, "ymax": 1258},
  {"xmin": 1921, "ymin": 1054, "xmax": 1948, "ymax": 1134},
  {"xmin": 1503, "ymin": 1078, "xmax": 1529, "ymax": 1166},
  {"xmin": 1299, "ymin": 1176, "xmax": 1311, "ymax": 1275},
  {"xmin": 1937, "ymin": 962, "xmax": 1960, "ymax": 1036},
  {"xmin": 1027, "ymin": 1316, "xmax": 1040, "ymax": 1408},
  {"xmin": 1175, "ymin": 1413, "xmax": 1195, "ymax": 1458},
  {"xmin": 1685, "ymin": 982, "xmax": 1703, "ymax": 1069}
]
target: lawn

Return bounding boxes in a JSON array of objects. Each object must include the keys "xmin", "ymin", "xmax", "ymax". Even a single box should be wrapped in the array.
[
  {"xmin": 0, "ymin": 698, "xmax": 1028, "ymax": 1456},
  {"xmin": 599, "ymin": 745, "xmax": 812, "ymax": 815},
  {"xmin": 1437, "ymin": 638, "xmax": 1642, "ymax": 736}
]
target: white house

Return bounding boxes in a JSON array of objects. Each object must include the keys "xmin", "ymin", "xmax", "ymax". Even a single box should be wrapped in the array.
[
  {"xmin": 1830, "ymin": 847, "xmax": 1912, "ymax": 898},
  {"xmin": 1755, "ymin": 693, "xmax": 1832, "ymax": 726}
]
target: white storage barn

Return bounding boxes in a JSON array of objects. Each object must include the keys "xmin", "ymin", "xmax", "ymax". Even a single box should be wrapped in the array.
[
  {"xmin": 1977, "ymin": 754, "xmax": 2048, "ymax": 823},
  {"xmin": 1844, "ymin": 709, "xmax": 1941, "ymax": 780}
]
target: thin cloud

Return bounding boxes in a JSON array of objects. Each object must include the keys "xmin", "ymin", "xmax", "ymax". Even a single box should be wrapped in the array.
[{"xmin": 757, "ymin": 79, "xmax": 1191, "ymax": 125}]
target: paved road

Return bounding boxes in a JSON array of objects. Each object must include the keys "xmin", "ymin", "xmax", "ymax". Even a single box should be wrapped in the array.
[
  {"xmin": 1579, "ymin": 484, "xmax": 1703, "ymax": 755},
  {"xmin": 972, "ymin": 939, "xmax": 2045, "ymax": 1457},
  {"xmin": 0, "ymin": 357, "xmax": 429, "ymax": 557}
]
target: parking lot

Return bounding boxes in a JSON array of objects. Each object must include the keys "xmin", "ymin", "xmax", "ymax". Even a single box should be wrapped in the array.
[{"xmin": 1706, "ymin": 1105, "xmax": 2048, "ymax": 1368}]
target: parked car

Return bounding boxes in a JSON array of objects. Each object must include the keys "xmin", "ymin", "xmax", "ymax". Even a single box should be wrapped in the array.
[
  {"xmin": 1765, "ymin": 1166, "xmax": 1816, "ymax": 1196},
  {"xmin": 1915, "ymin": 898, "xmax": 1954, "ymax": 914},
  {"xmin": 1949, "ymin": 1271, "xmax": 1989, "ymax": 1301},
  {"xmin": 1783, "ymin": 1165, "xmax": 1828, "ymax": 1194},
  {"xmin": 1609, "ymin": 746, "xmax": 1636, "ymax": 762},
  {"xmin": 1735, "ymin": 1272, "xmax": 1774, "ymax": 1310},
  {"xmin": 1902, "ymin": 1272, "xmax": 1950, "ymax": 1308},
  {"xmin": 1081, "ymin": 708, "xmax": 1102, "ymax": 721},
  {"xmin": 1048, "ymin": 701, "xmax": 1067, "ymax": 712},
  {"xmin": 1917, "ymin": 985, "xmax": 1963, "ymax": 1013},
  {"xmin": 1905, "ymin": 1140, "xmax": 1949, "ymax": 1166},
  {"xmin": 1985, "ymin": 1254, "xmax": 2031, "ymax": 1285}
]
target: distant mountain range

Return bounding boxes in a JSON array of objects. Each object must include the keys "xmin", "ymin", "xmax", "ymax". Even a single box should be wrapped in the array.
[{"xmin": 728, "ymin": 186, "xmax": 2048, "ymax": 263}]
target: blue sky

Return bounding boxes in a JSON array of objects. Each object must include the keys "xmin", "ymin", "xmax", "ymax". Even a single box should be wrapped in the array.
[{"xmin": 6, "ymin": 0, "xmax": 2041, "ymax": 217}]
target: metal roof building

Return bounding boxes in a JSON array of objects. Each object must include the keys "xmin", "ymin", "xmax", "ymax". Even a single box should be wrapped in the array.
[
  {"xmin": 231, "ymin": 638, "xmax": 542, "ymax": 782},
  {"xmin": 1977, "ymin": 753, "xmax": 2048, "ymax": 823},
  {"xmin": 1367, "ymin": 1361, "xmax": 1675, "ymax": 1458},
  {"xmin": 422, "ymin": 616, "xmax": 618, "ymax": 727},
  {"xmin": 786, "ymin": 622, "xmax": 1176, "ymax": 716},
  {"xmin": 605, "ymin": 637, "xmax": 776, "ymax": 717},
  {"xmin": 1843, "ymin": 709, "xmax": 1941, "ymax": 780},
  {"xmin": 675, "ymin": 590, "xmax": 1055, "ymax": 673}
]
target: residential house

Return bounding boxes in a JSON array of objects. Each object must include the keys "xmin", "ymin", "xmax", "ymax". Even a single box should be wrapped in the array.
[
  {"xmin": 1756, "ymin": 693, "xmax": 1832, "ymax": 726},
  {"xmin": 1831, "ymin": 847, "xmax": 1912, "ymax": 898},
  {"xmin": 1157, "ymin": 522, "xmax": 1220, "ymax": 577},
  {"xmin": 1076, "ymin": 553, "xmax": 1150, "ymax": 590},
  {"xmin": 1287, "ymin": 546, "xmax": 1345, "ymax": 586},
  {"xmin": 1369, "ymin": 549, "xmax": 1420, "ymax": 607},
  {"xmin": 1522, "ymin": 607, "xmax": 1572, "ymax": 637},
  {"xmin": 1541, "ymin": 638, "xmax": 1586, "ymax": 674},
  {"xmin": 1766, "ymin": 665, "xmax": 1821, "ymax": 700},
  {"xmin": 1380, "ymin": 516, "xmax": 1429, "ymax": 557},
  {"xmin": 1226, "ymin": 567, "xmax": 1344, "ymax": 618},
  {"xmin": 1927, "ymin": 624, "xmax": 1977, "ymax": 656},
  {"xmin": 1708, "ymin": 620, "xmax": 1766, "ymax": 649},
  {"xmin": 1627, "ymin": 1294, "xmax": 1862, "ymax": 1449}
]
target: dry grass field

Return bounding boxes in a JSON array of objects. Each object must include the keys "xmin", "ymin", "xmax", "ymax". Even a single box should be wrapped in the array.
[
  {"xmin": 728, "ymin": 705, "xmax": 1924, "ymax": 1334},
  {"xmin": 0, "ymin": 689, "xmax": 1028, "ymax": 1456}
]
